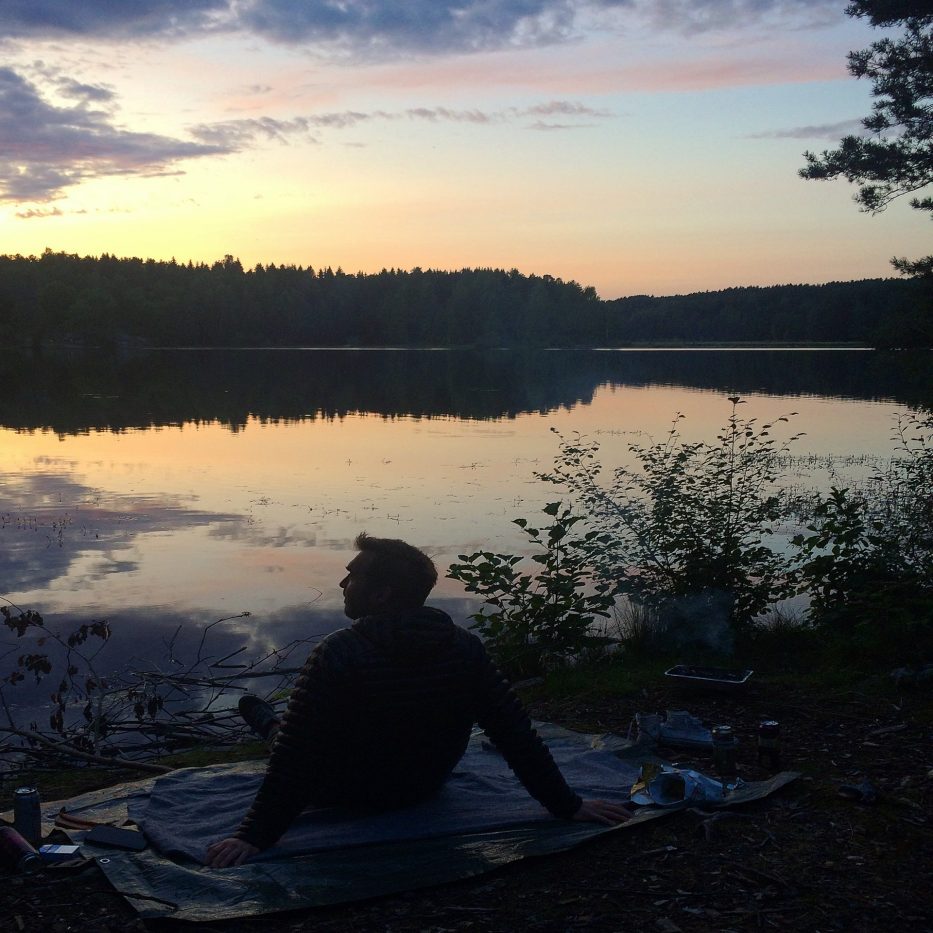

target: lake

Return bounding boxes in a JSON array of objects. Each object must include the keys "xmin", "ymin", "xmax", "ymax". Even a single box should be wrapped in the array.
[{"xmin": 1, "ymin": 347, "xmax": 931, "ymax": 704}]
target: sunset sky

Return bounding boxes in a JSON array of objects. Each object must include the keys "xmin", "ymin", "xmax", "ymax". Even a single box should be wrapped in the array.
[{"xmin": 0, "ymin": 1, "xmax": 927, "ymax": 298}]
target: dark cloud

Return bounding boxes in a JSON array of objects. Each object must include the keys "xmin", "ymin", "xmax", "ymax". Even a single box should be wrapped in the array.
[
  {"xmin": 0, "ymin": 67, "xmax": 230, "ymax": 202},
  {"xmin": 14, "ymin": 205, "xmax": 62, "ymax": 218},
  {"xmin": 26, "ymin": 63, "xmax": 117, "ymax": 104},
  {"xmin": 233, "ymin": 0, "xmax": 580, "ymax": 55},
  {"xmin": 749, "ymin": 118, "xmax": 865, "ymax": 140},
  {"xmin": 190, "ymin": 100, "xmax": 610, "ymax": 146},
  {"xmin": 190, "ymin": 115, "xmax": 320, "ymax": 147},
  {"xmin": 188, "ymin": 110, "xmax": 385, "ymax": 147},
  {"xmin": 0, "ymin": 1, "xmax": 600, "ymax": 57},
  {"xmin": 0, "ymin": 1, "xmax": 843, "ymax": 57},
  {"xmin": 405, "ymin": 107, "xmax": 494, "ymax": 124},
  {"xmin": 0, "ymin": 0, "xmax": 228, "ymax": 40},
  {"xmin": 56, "ymin": 78, "xmax": 116, "ymax": 103},
  {"xmin": 641, "ymin": 0, "xmax": 842, "ymax": 31}
]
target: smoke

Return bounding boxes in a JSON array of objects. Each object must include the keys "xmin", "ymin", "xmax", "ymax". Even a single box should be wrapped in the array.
[{"xmin": 659, "ymin": 590, "xmax": 736, "ymax": 658}]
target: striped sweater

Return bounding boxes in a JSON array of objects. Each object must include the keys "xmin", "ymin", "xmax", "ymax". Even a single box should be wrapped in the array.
[{"xmin": 235, "ymin": 607, "xmax": 582, "ymax": 848}]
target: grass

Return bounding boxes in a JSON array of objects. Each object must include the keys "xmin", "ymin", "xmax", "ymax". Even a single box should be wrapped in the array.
[
  {"xmin": 1, "ymin": 740, "xmax": 268, "ymax": 807},
  {"xmin": 518, "ymin": 609, "xmax": 932, "ymax": 705}
]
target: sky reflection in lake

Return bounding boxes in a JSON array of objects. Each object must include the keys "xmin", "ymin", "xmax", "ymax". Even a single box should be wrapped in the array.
[{"xmin": 1, "ymin": 348, "xmax": 930, "ymax": 684}]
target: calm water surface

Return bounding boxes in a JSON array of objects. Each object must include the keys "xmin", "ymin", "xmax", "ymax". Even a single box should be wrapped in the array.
[{"xmin": 1, "ymin": 347, "xmax": 930, "ymax": 684}]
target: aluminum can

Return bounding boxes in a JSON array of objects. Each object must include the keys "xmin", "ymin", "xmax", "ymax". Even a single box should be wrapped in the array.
[
  {"xmin": 757, "ymin": 719, "xmax": 781, "ymax": 772},
  {"xmin": 13, "ymin": 787, "xmax": 41, "ymax": 847},
  {"xmin": 0, "ymin": 826, "xmax": 42, "ymax": 874},
  {"xmin": 711, "ymin": 724, "xmax": 737, "ymax": 779}
]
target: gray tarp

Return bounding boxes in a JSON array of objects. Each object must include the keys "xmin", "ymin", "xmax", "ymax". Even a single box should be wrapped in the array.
[{"xmin": 24, "ymin": 724, "xmax": 799, "ymax": 922}]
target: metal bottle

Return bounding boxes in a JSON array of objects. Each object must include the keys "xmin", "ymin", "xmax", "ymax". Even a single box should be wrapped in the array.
[
  {"xmin": 0, "ymin": 826, "xmax": 42, "ymax": 873},
  {"xmin": 711, "ymin": 724, "xmax": 738, "ymax": 783},
  {"xmin": 13, "ymin": 787, "xmax": 42, "ymax": 848}
]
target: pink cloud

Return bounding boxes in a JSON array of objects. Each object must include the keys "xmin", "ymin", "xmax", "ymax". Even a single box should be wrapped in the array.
[{"xmin": 357, "ymin": 34, "xmax": 851, "ymax": 97}]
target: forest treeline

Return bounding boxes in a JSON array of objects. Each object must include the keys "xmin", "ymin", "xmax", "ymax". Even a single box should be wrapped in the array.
[{"xmin": 0, "ymin": 251, "xmax": 928, "ymax": 348}]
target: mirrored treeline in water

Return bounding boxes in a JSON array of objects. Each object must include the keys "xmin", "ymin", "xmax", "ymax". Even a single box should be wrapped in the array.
[
  {"xmin": 1, "ymin": 348, "xmax": 930, "ymax": 717},
  {"xmin": 2, "ymin": 348, "xmax": 931, "ymax": 434}
]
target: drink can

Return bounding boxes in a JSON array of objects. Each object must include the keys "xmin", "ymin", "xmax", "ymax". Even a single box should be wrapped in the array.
[
  {"xmin": 757, "ymin": 719, "xmax": 781, "ymax": 771},
  {"xmin": 0, "ymin": 826, "xmax": 42, "ymax": 874},
  {"xmin": 711, "ymin": 724, "xmax": 737, "ymax": 778},
  {"xmin": 13, "ymin": 787, "xmax": 42, "ymax": 848}
]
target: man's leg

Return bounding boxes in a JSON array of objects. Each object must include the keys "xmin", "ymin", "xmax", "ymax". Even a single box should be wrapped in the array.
[{"xmin": 237, "ymin": 694, "xmax": 281, "ymax": 745}]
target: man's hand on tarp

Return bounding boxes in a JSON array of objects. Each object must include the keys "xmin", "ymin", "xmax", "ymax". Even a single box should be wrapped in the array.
[
  {"xmin": 572, "ymin": 799, "xmax": 632, "ymax": 825},
  {"xmin": 205, "ymin": 837, "xmax": 261, "ymax": 868}
]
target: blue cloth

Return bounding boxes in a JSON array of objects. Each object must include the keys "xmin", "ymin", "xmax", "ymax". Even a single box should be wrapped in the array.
[{"xmin": 130, "ymin": 726, "xmax": 640, "ymax": 863}]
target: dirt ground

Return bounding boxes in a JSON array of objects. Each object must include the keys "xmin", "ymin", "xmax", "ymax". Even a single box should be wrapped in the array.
[{"xmin": 3, "ymin": 676, "xmax": 932, "ymax": 933}]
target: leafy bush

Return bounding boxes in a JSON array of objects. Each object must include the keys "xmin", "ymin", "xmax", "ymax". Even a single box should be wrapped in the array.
[
  {"xmin": 447, "ymin": 502, "xmax": 616, "ymax": 678},
  {"xmin": 1, "ymin": 602, "xmax": 112, "ymax": 746},
  {"xmin": 818, "ymin": 582, "xmax": 933, "ymax": 670},
  {"xmin": 794, "ymin": 411, "xmax": 933, "ymax": 641},
  {"xmin": 538, "ymin": 399, "xmax": 801, "ymax": 636},
  {"xmin": 448, "ymin": 403, "xmax": 932, "ymax": 675}
]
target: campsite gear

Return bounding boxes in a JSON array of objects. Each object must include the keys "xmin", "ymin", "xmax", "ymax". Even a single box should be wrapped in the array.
[
  {"xmin": 630, "ymin": 763, "xmax": 727, "ymax": 806},
  {"xmin": 757, "ymin": 720, "xmax": 781, "ymax": 772},
  {"xmin": 632, "ymin": 710, "xmax": 713, "ymax": 749},
  {"xmin": 712, "ymin": 725, "xmax": 738, "ymax": 784},
  {"xmin": 23, "ymin": 723, "xmax": 800, "ymax": 922},
  {"xmin": 238, "ymin": 694, "xmax": 279, "ymax": 740},
  {"xmin": 646, "ymin": 770, "xmax": 700, "ymax": 806},
  {"xmin": 85, "ymin": 825, "xmax": 148, "ymax": 851},
  {"xmin": 664, "ymin": 665, "xmax": 753, "ymax": 691},
  {"xmin": 0, "ymin": 825, "xmax": 42, "ymax": 873},
  {"xmin": 54, "ymin": 808, "xmax": 110, "ymax": 831},
  {"xmin": 13, "ymin": 786, "xmax": 41, "ymax": 847},
  {"xmin": 39, "ymin": 844, "xmax": 82, "ymax": 863}
]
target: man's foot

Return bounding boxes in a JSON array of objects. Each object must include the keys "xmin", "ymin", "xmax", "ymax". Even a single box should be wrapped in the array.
[{"xmin": 237, "ymin": 694, "xmax": 279, "ymax": 740}]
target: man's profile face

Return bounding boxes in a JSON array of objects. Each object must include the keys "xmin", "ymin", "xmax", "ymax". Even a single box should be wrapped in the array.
[{"xmin": 339, "ymin": 552, "xmax": 386, "ymax": 619}]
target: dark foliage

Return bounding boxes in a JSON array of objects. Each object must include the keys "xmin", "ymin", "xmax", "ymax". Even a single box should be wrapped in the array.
[
  {"xmin": 604, "ymin": 279, "xmax": 929, "ymax": 347},
  {"xmin": 801, "ymin": 1, "xmax": 933, "ymax": 277},
  {"xmin": 0, "ymin": 251, "xmax": 928, "ymax": 350},
  {"xmin": 0, "ymin": 251, "xmax": 601, "ymax": 350}
]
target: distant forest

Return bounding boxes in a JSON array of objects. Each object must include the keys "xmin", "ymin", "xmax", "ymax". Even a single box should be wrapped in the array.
[{"xmin": 0, "ymin": 251, "xmax": 929, "ymax": 348}]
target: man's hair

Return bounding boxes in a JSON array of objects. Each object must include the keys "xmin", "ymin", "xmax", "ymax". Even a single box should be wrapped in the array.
[{"xmin": 354, "ymin": 532, "xmax": 438, "ymax": 607}]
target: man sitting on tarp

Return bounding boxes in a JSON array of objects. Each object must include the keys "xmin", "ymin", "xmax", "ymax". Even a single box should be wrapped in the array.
[{"xmin": 206, "ymin": 533, "xmax": 630, "ymax": 867}]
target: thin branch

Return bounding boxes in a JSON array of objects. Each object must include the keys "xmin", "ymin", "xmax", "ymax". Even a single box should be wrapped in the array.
[{"xmin": 1, "ymin": 728, "xmax": 171, "ymax": 773}]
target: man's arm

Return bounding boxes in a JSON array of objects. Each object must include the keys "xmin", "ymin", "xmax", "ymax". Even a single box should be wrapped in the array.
[
  {"xmin": 205, "ymin": 837, "xmax": 259, "ymax": 868},
  {"xmin": 573, "ymin": 798, "xmax": 632, "ymax": 824},
  {"xmin": 472, "ymin": 638, "xmax": 629, "ymax": 823}
]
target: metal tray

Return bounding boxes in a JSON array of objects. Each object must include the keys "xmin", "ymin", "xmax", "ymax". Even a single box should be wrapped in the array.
[{"xmin": 664, "ymin": 665, "xmax": 754, "ymax": 690}]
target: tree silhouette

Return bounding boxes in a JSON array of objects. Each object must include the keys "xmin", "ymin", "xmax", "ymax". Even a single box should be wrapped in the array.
[{"xmin": 800, "ymin": 1, "xmax": 933, "ymax": 277}]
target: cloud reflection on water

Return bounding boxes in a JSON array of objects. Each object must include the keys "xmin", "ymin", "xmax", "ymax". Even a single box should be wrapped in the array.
[
  {"xmin": 0, "ymin": 596, "xmax": 478, "ymax": 724},
  {"xmin": 0, "ymin": 470, "xmax": 242, "ymax": 594}
]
